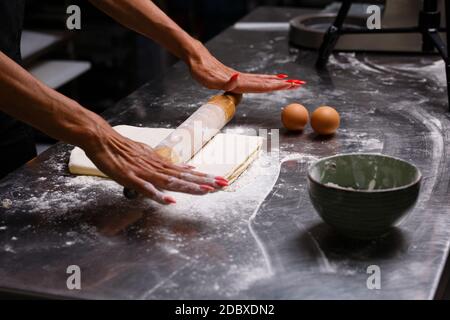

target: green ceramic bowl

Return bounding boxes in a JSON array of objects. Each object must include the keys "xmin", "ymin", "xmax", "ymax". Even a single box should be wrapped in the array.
[{"xmin": 307, "ymin": 153, "xmax": 422, "ymax": 239}]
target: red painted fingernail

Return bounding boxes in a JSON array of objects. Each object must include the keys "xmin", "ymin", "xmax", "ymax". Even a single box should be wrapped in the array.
[
  {"xmin": 286, "ymin": 80, "xmax": 303, "ymax": 86},
  {"xmin": 200, "ymin": 185, "xmax": 215, "ymax": 191},
  {"xmin": 286, "ymin": 79, "xmax": 304, "ymax": 84},
  {"xmin": 276, "ymin": 74, "xmax": 288, "ymax": 79},
  {"xmin": 216, "ymin": 180, "xmax": 229, "ymax": 187},
  {"xmin": 230, "ymin": 73, "xmax": 239, "ymax": 81},
  {"xmin": 215, "ymin": 176, "xmax": 228, "ymax": 182},
  {"xmin": 164, "ymin": 196, "xmax": 176, "ymax": 204}
]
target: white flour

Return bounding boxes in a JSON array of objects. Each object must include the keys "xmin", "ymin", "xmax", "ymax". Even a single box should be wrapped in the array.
[{"xmin": 1, "ymin": 199, "xmax": 12, "ymax": 209}]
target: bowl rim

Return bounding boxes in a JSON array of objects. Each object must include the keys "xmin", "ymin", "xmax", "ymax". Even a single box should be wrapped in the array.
[{"xmin": 307, "ymin": 153, "xmax": 422, "ymax": 194}]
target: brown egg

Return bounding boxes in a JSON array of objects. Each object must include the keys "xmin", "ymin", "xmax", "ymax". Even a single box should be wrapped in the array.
[
  {"xmin": 310, "ymin": 106, "xmax": 340, "ymax": 135},
  {"xmin": 281, "ymin": 103, "xmax": 309, "ymax": 131}
]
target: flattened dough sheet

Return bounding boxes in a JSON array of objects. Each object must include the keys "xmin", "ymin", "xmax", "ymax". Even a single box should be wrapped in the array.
[{"xmin": 69, "ymin": 125, "xmax": 264, "ymax": 182}]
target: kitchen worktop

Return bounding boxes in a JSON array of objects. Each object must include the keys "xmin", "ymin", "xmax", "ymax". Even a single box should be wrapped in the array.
[{"xmin": 1, "ymin": 7, "xmax": 450, "ymax": 299}]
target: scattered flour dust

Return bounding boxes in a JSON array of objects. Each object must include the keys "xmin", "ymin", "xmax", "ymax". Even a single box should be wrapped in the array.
[
  {"xmin": 155, "ymin": 152, "xmax": 281, "ymax": 221},
  {"xmin": 328, "ymin": 52, "xmax": 446, "ymax": 88},
  {"xmin": 5, "ymin": 175, "xmax": 122, "ymax": 216},
  {"xmin": 146, "ymin": 152, "xmax": 322, "ymax": 297},
  {"xmin": 63, "ymin": 175, "xmax": 121, "ymax": 190},
  {"xmin": 23, "ymin": 190, "xmax": 93, "ymax": 214},
  {"xmin": 1, "ymin": 150, "xmax": 332, "ymax": 297},
  {"xmin": 222, "ymin": 265, "xmax": 269, "ymax": 297},
  {"xmin": 1, "ymin": 198, "xmax": 12, "ymax": 209},
  {"xmin": 2, "ymin": 151, "xmax": 286, "ymax": 296}
]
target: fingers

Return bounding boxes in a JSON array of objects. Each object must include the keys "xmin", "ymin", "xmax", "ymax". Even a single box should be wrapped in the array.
[
  {"xmin": 162, "ymin": 175, "xmax": 215, "ymax": 195},
  {"xmin": 221, "ymin": 72, "xmax": 306, "ymax": 93},
  {"xmin": 229, "ymin": 73, "xmax": 305, "ymax": 93},
  {"xmin": 152, "ymin": 166, "xmax": 229, "ymax": 191},
  {"xmin": 180, "ymin": 172, "xmax": 229, "ymax": 188},
  {"xmin": 123, "ymin": 167, "xmax": 228, "ymax": 204},
  {"xmin": 244, "ymin": 73, "xmax": 287, "ymax": 80},
  {"xmin": 131, "ymin": 161, "xmax": 224, "ymax": 195},
  {"xmin": 142, "ymin": 160, "xmax": 228, "ymax": 189},
  {"xmin": 179, "ymin": 163, "xmax": 196, "ymax": 170},
  {"xmin": 164, "ymin": 162, "xmax": 230, "ymax": 188},
  {"xmin": 88, "ymin": 134, "xmax": 229, "ymax": 204},
  {"xmin": 129, "ymin": 176, "xmax": 176, "ymax": 205},
  {"xmin": 233, "ymin": 78, "xmax": 294, "ymax": 93},
  {"xmin": 124, "ymin": 155, "xmax": 230, "ymax": 203},
  {"xmin": 240, "ymin": 73, "xmax": 305, "ymax": 84}
]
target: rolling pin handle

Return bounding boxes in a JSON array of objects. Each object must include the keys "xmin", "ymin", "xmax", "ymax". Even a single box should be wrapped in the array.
[{"xmin": 123, "ymin": 187, "xmax": 139, "ymax": 199}]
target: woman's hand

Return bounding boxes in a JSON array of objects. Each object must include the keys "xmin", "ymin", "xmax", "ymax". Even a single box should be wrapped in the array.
[
  {"xmin": 82, "ymin": 120, "xmax": 228, "ymax": 205},
  {"xmin": 186, "ymin": 40, "xmax": 305, "ymax": 93},
  {"xmin": 88, "ymin": 1, "xmax": 304, "ymax": 93}
]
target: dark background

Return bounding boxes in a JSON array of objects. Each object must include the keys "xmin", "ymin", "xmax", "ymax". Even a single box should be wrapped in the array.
[{"xmin": 23, "ymin": 0, "xmax": 334, "ymax": 114}]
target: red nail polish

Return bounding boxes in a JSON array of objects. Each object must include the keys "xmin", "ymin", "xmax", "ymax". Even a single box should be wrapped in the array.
[
  {"xmin": 216, "ymin": 180, "xmax": 229, "ymax": 187},
  {"xmin": 292, "ymin": 80, "xmax": 306, "ymax": 85},
  {"xmin": 286, "ymin": 80, "xmax": 303, "ymax": 87},
  {"xmin": 200, "ymin": 185, "xmax": 215, "ymax": 191},
  {"xmin": 164, "ymin": 196, "xmax": 176, "ymax": 204},
  {"xmin": 230, "ymin": 73, "xmax": 239, "ymax": 81},
  {"xmin": 277, "ymin": 74, "xmax": 288, "ymax": 79},
  {"xmin": 215, "ymin": 176, "xmax": 228, "ymax": 182}
]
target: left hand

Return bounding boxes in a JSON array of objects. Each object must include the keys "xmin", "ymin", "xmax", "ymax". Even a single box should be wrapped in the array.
[{"xmin": 186, "ymin": 40, "xmax": 305, "ymax": 93}]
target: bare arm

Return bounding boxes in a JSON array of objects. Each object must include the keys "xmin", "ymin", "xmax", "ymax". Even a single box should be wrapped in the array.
[
  {"xmin": 0, "ymin": 51, "xmax": 226, "ymax": 203},
  {"xmin": 89, "ymin": 0, "xmax": 305, "ymax": 92},
  {"xmin": 0, "ymin": 50, "xmax": 99, "ymax": 149}
]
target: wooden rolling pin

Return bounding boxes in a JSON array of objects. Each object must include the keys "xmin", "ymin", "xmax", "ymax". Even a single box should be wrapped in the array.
[{"xmin": 124, "ymin": 92, "xmax": 242, "ymax": 199}]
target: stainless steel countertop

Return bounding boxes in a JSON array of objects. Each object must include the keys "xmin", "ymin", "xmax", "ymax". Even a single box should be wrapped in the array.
[{"xmin": 1, "ymin": 7, "xmax": 449, "ymax": 299}]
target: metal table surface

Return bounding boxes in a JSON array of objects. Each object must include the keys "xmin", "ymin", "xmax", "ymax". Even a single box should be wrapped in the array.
[{"xmin": 1, "ymin": 7, "xmax": 450, "ymax": 299}]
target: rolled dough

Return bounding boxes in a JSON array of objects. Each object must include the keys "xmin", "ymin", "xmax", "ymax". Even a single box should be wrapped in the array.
[{"xmin": 69, "ymin": 125, "xmax": 264, "ymax": 183}]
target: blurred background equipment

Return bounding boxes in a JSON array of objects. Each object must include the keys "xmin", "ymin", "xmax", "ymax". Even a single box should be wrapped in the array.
[
  {"xmin": 298, "ymin": 0, "xmax": 449, "ymax": 110},
  {"xmin": 290, "ymin": 0, "xmax": 446, "ymax": 54}
]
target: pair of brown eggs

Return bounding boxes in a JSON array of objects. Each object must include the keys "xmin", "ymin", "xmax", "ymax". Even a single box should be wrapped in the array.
[{"xmin": 281, "ymin": 103, "xmax": 340, "ymax": 135}]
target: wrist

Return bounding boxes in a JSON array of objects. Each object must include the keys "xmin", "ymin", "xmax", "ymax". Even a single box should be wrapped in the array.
[
  {"xmin": 63, "ymin": 106, "xmax": 112, "ymax": 152},
  {"xmin": 181, "ymin": 38, "xmax": 205, "ymax": 66}
]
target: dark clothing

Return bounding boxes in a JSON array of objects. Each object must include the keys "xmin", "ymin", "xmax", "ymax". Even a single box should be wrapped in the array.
[
  {"xmin": 0, "ymin": 0, "xmax": 37, "ymax": 179},
  {"xmin": 0, "ymin": 0, "xmax": 25, "ymax": 63}
]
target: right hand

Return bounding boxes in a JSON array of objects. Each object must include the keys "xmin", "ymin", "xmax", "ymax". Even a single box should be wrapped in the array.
[
  {"xmin": 186, "ymin": 40, "xmax": 305, "ymax": 93},
  {"xmin": 82, "ymin": 121, "xmax": 228, "ymax": 205}
]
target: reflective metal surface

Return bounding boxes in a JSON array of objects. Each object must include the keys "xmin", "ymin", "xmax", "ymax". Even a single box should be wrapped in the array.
[{"xmin": 0, "ymin": 7, "xmax": 449, "ymax": 299}]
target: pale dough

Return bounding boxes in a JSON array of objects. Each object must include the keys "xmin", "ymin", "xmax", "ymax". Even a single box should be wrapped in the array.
[{"xmin": 68, "ymin": 125, "xmax": 264, "ymax": 183}]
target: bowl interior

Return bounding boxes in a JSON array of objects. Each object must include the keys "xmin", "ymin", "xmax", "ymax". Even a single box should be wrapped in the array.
[{"xmin": 309, "ymin": 154, "xmax": 421, "ymax": 191}]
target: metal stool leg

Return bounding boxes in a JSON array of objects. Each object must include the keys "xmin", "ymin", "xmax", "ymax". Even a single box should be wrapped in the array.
[
  {"xmin": 445, "ymin": 0, "xmax": 450, "ymax": 111},
  {"xmin": 421, "ymin": 0, "xmax": 440, "ymax": 51},
  {"xmin": 316, "ymin": 0, "xmax": 352, "ymax": 68}
]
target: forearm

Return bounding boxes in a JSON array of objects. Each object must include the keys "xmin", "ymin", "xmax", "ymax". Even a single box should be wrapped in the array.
[
  {"xmin": 89, "ymin": 0, "xmax": 200, "ymax": 62},
  {"xmin": 0, "ymin": 51, "xmax": 107, "ymax": 150}
]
